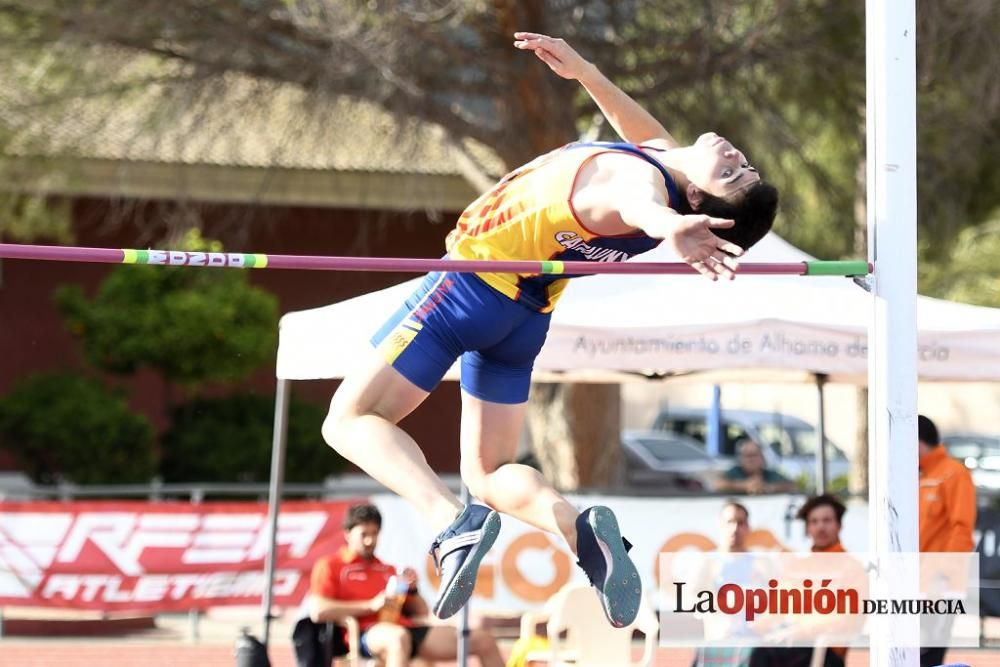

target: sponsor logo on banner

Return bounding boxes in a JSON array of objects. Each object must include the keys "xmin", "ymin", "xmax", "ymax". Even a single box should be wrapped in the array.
[
  {"xmin": 146, "ymin": 250, "xmax": 250, "ymax": 267},
  {"xmin": 659, "ymin": 552, "xmax": 980, "ymax": 648},
  {"xmin": 0, "ymin": 501, "xmax": 356, "ymax": 611}
]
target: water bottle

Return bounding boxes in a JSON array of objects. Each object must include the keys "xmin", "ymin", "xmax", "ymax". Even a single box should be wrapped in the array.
[{"xmin": 378, "ymin": 575, "xmax": 410, "ymax": 624}]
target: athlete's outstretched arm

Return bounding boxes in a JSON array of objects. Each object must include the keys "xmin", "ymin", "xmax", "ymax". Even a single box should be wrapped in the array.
[
  {"xmin": 573, "ymin": 159, "xmax": 742, "ymax": 281},
  {"xmin": 514, "ymin": 31, "xmax": 679, "ymax": 148},
  {"xmin": 622, "ymin": 207, "xmax": 742, "ymax": 282}
]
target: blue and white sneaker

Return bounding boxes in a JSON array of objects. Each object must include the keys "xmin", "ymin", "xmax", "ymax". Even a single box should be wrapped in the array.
[
  {"xmin": 429, "ymin": 504, "xmax": 501, "ymax": 619},
  {"xmin": 576, "ymin": 505, "xmax": 641, "ymax": 628}
]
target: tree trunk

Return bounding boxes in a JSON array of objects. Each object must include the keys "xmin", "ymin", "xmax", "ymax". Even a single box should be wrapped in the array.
[
  {"xmin": 525, "ymin": 383, "xmax": 623, "ymax": 490},
  {"xmin": 851, "ymin": 386, "xmax": 869, "ymax": 495}
]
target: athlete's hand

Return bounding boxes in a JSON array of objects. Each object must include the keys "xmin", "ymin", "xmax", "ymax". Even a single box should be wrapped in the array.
[
  {"xmin": 513, "ymin": 32, "xmax": 592, "ymax": 81},
  {"xmin": 670, "ymin": 215, "xmax": 743, "ymax": 281}
]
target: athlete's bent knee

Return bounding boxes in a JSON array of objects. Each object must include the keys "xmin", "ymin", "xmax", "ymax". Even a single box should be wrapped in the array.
[
  {"xmin": 320, "ymin": 413, "xmax": 343, "ymax": 450},
  {"xmin": 460, "ymin": 461, "xmax": 501, "ymax": 502},
  {"xmin": 321, "ymin": 388, "xmax": 392, "ymax": 453},
  {"xmin": 321, "ymin": 410, "xmax": 365, "ymax": 456}
]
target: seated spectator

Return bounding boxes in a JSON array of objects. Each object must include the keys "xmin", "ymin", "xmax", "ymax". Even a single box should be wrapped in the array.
[
  {"xmin": 693, "ymin": 501, "xmax": 758, "ymax": 667},
  {"xmin": 308, "ymin": 503, "xmax": 504, "ymax": 667},
  {"xmin": 716, "ymin": 439, "xmax": 797, "ymax": 495},
  {"xmin": 799, "ymin": 493, "xmax": 847, "ymax": 554},
  {"xmin": 749, "ymin": 495, "xmax": 853, "ymax": 667}
]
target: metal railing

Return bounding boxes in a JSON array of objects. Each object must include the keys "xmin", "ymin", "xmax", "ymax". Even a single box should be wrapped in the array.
[
  {"xmin": 5, "ymin": 470, "xmax": 1000, "ymax": 506},
  {"xmin": 0, "ymin": 473, "xmax": 468, "ymax": 503}
]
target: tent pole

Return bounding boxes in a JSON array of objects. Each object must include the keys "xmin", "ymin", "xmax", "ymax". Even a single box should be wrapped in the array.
[
  {"xmin": 707, "ymin": 385, "xmax": 722, "ymax": 458},
  {"xmin": 262, "ymin": 378, "xmax": 291, "ymax": 649},
  {"xmin": 815, "ymin": 373, "xmax": 828, "ymax": 494}
]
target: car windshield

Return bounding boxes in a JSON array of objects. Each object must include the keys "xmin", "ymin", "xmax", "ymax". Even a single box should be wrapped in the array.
[
  {"xmin": 946, "ymin": 436, "xmax": 1000, "ymax": 468},
  {"xmin": 755, "ymin": 423, "xmax": 845, "ymax": 459},
  {"xmin": 948, "ymin": 443, "xmax": 986, "ymax": 459},
  {"xmin": 635, "ymin": 438, "xmax": 707, "ymax": 463}
]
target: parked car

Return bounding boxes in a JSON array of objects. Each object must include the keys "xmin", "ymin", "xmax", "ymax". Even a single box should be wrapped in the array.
[
  {"xmin": 516, "ymin": 430, "xmax": 714, "ymax": 493},
  {"xmin": 622, "ymin": 430, "xmax": 730, "ymax": 492},
  {"xmin": 651, "ymin": 407, "xmax": 850, "ymax": 487},
  {"xmin": 943, "ymin": 432, "xmax": 1000, "ymax": 491}
]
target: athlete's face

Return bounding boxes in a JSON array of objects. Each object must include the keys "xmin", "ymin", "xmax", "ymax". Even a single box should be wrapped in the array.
[
  {"xmin": 345, "ymin": 521, "xmax": 380, "ymax": 560},
  {"xmin": 687, "ymin": 132, "xmax": 760, "ymax": 200}
]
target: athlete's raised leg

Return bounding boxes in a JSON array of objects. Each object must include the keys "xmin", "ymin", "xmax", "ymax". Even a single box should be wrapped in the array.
[{"xmin": 322, "ymin": 349, "xmax": 462, "ymax": 533}]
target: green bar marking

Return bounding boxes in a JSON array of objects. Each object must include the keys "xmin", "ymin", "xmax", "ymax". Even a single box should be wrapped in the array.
[{"xmin": 805, "ymin": 260, "xmax": 870, "ymax": 277}]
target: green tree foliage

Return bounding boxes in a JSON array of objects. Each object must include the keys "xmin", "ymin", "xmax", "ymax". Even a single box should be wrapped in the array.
[
  {"xmin": 159, "ymin": 393, "xmax": 346, "ymax": 483},
  {"xmin": 0, "ymin": 373, "xmax": 156, "ymax": 484},
  {"xmin": 611, "ymin": 1, "xmax": 864, "ymax": 259},
  {"xmin": 0, "ymin": 193, "xmax": 73, "ymax": 242},
  {"xmin": 920, "ymin": 216, "xmax": 1000, "ymax": 307},
  {"xmin": 54, "ymin": 231, "xmax": 279, "ymax": 387},
  {"xmin": 0, "ymin": 9, "xmax": 108, "ymax": 241}
]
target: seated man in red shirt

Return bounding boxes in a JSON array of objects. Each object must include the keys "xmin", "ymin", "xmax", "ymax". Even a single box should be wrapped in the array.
[{"xmin": 308, "ymin": 504, "xmax": 504, "ymax": 667}]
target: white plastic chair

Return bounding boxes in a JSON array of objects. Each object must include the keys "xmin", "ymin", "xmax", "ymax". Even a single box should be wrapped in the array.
[{"xmin": 518, "ymin": 583, "xmax": 660, "ymax": 667}]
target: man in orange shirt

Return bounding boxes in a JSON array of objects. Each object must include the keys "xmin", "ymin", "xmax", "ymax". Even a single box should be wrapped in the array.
[
  {"xmin": 750, "ymin": 495, "xmax": 852, "ymax": 667},
  {"xmin": 308, "ymin": 504, "xmax": 504, "ymax": 667},
  {"xmin": 918, "ymin": 415, "xmax": 976, "ymax": 667},
  {"xmin": 799, "ymin": 494, "xmax": 850, "ymax": 667},
  {"xmin": 918, "ymin": 415, "xmax": 976, "ymax": 553}
]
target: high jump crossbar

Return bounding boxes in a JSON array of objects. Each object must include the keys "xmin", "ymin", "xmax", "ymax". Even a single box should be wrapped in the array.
[{"xmin": 0, "ymin": 243, "xmax": 871, "ymax": 277}]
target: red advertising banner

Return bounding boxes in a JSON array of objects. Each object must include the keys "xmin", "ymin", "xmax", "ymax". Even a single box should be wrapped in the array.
[{"xmin": 0, "ymin": 500, "xmax": 360, "ymax": 611}]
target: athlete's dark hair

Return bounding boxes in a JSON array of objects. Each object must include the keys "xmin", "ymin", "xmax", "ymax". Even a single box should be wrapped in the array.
[{"xmin": 698, "ymin": 181, "xmax": 779, "ymax": 251}]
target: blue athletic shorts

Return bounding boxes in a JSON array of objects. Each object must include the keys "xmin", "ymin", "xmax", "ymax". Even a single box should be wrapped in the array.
[{"xmin": 370, "ymin": 271, "xmax": 552, "ymax": 404}]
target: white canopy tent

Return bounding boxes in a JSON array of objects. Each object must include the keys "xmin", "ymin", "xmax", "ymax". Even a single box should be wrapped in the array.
[
  {"xmin": 276, "ymin": 232, "xmax": 1000, "ymax": 384},
  {"xmin": 271, "ymin": 231, "xmax": 1000, "ymax": 502}
]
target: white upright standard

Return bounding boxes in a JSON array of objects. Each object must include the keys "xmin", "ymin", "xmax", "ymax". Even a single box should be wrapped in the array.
[{"xmin": 866, "ymin": 0, "xmax": 919, "ymax": 665}]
